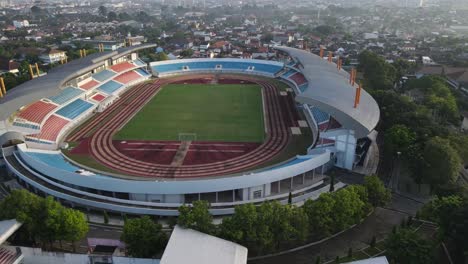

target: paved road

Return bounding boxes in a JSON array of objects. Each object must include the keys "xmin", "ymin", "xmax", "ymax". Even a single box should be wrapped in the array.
[{"xmin": 249, "ymin": 194, "xmax": 424, "ymax": 264}]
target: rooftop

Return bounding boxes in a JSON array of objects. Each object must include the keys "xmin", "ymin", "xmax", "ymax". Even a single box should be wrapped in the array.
[
  {"xmin": 160, "ymin": 225, "xmax": 247, "ymax": 264},
  {"xmin": 274, "ymin": 46, "xmax": 380, "ymax": 138},
  {"xmin": 0, "ymin": 44, "xmax": 156, "ymax": 122}
]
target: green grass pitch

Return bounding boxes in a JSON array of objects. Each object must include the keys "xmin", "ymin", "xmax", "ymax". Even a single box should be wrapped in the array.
[{"xmin": 114, "ymin": 83, "xmax": 265, "ymax": 142}]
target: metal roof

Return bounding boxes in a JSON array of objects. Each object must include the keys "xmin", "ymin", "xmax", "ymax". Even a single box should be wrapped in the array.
[
  {"xmin": 274, "ymin": 46, "xmax": 380, "ymax": 138},
  {"xmin": 161, "ymin": 225, "xmax": 247, "ymax": 264},
  {"xmin": 0, "ymin": 44, "xmax": 156, "ymax": 122},
  {"xmin": 0, "ymin": 219, "xmax": 22, "ymax": 245}
]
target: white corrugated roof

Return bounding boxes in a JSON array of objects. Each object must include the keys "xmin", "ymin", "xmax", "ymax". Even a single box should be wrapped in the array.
[
  {"xmin": 344, "ymin": 256, "xmax": 389, "ymax": 264},
  {"xmin": 161, "ymin": 225, "xmax": 247, "ymax": 264},
  {"xmin": 0, "ymin": 219, "xmax": 22, "ymax": 245}
]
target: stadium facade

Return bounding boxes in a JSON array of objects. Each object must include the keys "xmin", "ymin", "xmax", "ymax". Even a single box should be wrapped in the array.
[{"xmin": 0, "ymin": 45, "xmax": 379, "ymax": 216}]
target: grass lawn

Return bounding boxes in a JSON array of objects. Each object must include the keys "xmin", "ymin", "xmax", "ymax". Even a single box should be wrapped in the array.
[{"xmin": 114, "ymin": 83, "xmax": 265, "ymax": 142}]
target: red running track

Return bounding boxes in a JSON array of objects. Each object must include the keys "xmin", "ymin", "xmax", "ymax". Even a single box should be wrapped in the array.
[{"xmin": 67, "ymin": 75, "xmax": 292, "ymax": 178}]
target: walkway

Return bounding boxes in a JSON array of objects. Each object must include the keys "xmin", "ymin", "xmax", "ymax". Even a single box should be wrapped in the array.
[{"xmin": 249, "ymin": 194, "xmax": 425, "ymax": 264}]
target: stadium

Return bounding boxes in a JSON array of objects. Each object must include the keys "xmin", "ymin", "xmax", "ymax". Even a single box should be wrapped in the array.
[{"xmin": 0, "ymin": 45, "xmax": 379, "ymax": 216}]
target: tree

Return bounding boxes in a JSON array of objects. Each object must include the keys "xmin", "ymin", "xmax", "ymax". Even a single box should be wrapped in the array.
[
  {"xmin": 358, "ymin": 50, "xmax": 396, "ymax": 91},
  {"xmin": 303, "ymin": 193, "xmax": 335, "ymax": 236},
  {"xmin": 261, "ymin": 32, "xmax": 274, "ymax": 43},
  {"xmin": 0, "ymin": 189, "xmax": 41, "ymax": 244},
  {"xmin": 331, "ymin": 187, "xmax": 365, "ymax": 231},
  {"xmin": 98, "ymin": 6, "xmax": 108, "ymax": 17},
  {"xmin": 179, "ymin": 49, "xmax": 193, "ymax": 58},
  {"xmin": 444, "ymin": 204, "xmax": 468, "ymax": 263},
  {"xmin": 315, "ymin": 256, "xmax": 321, "ymax": 264},
  {"xmin": 36, "ymin": 197, "xmax": 65, "ymax": 248},
  {"xmin": 118, "ymin": 12, "xmax": 132, "ymax": 21},
  {"xmin": 385, "ymin": 228, "xmax": 434, "ymax": 264},
  {"xmin": 60, "ymin": 208, "xmax": 89, "ymax": 252},
  {"xmin": 418, "ymin": 195, "xmax": 463, "ymax": 236},
  {"xmin": 370, "ymin": 236, "xmax": 376, "ymax": 248},
  {"xmin": 103, "ymin": 211, "xmax": 109, "ymax": 224},
  {"xmin": 421, "ymin": 137, "xmax": 461, "ymax": 187},
  {"xmin": 447, "ymin": 134, "xmax": 468, "ymax": 165},
  {"xmin": 107, "ymin": 11, "xmax": 117, "ymax": 21},
  {"xmin": 177, "ymin": 200, "xmax": 214, "ymax": 234},
  {"xmin": 405, "ymin": 76, "xmax": 459, "ymax": 125},
  {"xmin": 121, "ymin": 216, "xmax": 167, "ymax": 258},
  {"xmin": 364, "ymin": 175, "xmax": 391, "ymax": 207},
  {"xmin": 219, "ymin": 202, "xmax": 308, "ymax": 254},
  {"xmin": 0, "ymin": 190, "xmax": 89, "ymax": 249},
  {"xmin": 154, "ymin": 52, "xmax": 169, "ymax": 61},
  {"xmin": 384, "ymin": 124, "xmax": 416, "ymax": 157},
  {"xmin": 219, "ymin": 203, "xmax": 261, "ymax": 251}
]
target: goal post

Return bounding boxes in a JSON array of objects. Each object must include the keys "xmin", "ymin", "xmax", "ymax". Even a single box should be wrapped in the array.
[{"xmin": 178, "ymin": 133, "xmax": 197, "ymax": 141}]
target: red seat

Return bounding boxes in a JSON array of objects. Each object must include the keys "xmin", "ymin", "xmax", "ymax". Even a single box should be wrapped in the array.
[
  {"xmin": 30, "ymin": 115, "xmax": 70, "ymax": 141},
  {"xmin": 113, "ymin": 71, "xmax": 141, "ymax": 84},
  {"xmin": 80, "ymin": 80, "xmax": 100, "ymax": 91},
  {"xmin": 91, "ymin": 93, "xmax": 107, "ymax": 102},
  {"xmin": 17, "ymin": 101, "xmax": 57, "ymax": 124},
  {"xmin": 110, "ymin": 62, "xmax": 135, "ymax": 73},
  {"xmin": 289, "ymin": 72, "xmax": 307, "ymax": 86}
]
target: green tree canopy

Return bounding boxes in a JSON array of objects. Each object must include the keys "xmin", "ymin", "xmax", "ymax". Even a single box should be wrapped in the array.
[
  {"xmin": 421, "ymin": 137, "xmax": 461, "ymax": 187},
  {"xmin": 98, "ymin": 6, "xmax": 108, "ymax": 17},
  {"xmin": 405, "ymin": 76, "xmax": 459, "ymax": 124},
  {"xmin": 384, "ymin": 124, "xmax": 416, "ymax": 157},
  {"xmin": 303, "ymin": 192, "xmax": 336, "ymax": 236},
  {"xmin": 121, "ymin": 216, "xmax": 167, "ymax": 258},
  {"xmin": 331, "ymin": 187, "xmax": 366, "ymax": 231},
  {"xmin": 364, "ymin": 175, "xmax": 391, "ymax": 207},
  {"xmin": 177, "ymin": 200, "xmax": 214, "ymax": 235},
  {"xmin": 358, "ymin": 50, "xmax": 396, "ymax": 90},
  {"xmin": 154, "ymin": 52, "xmax": 169, "ymax": 61},
  {"xmin": 444, "ymin": 204, "xmax": 468, "ymax": 263},
  {"xmin": 107, "ymin": 11, "xmax": 117, "ymax": 21},
  {"xmin": 0, "ymin": 190, "xmax": 89, "ymax": 248},
  {"xmin": 419, "ymin": 195, "xmax": 463, "ymax": 236},
  {"xmin": 447, "ymin": 134, "xmax": 468, "ymax": 165},
  {"xmin": 385, "ymin": 228, "xmax": 434, "ymax": 264},
  {"xmin": 60, "ymin": 208, "xmax": 89, "ymax": 252},
  {"xmin": 219, "ymin": 202, "xmax": 308, "ymax": 254}
]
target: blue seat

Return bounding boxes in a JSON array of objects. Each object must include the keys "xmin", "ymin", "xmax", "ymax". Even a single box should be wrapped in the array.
[
  {"xmin": 47, "ymin": 87, "xmax": 83, "ymax": 105},
  {"xmin": 310, "ymin": 107, "xmax": 330, "ymax": 124},
  {"xmin": 93, "ymin": 69, "xmax": 117, "ymax": 82},
  {"xmin": 98, "ymin": 80, "xmax": 124, "ymax": 94},
  {"xmin": 13, "ymin": 122, "xmax": 40, "ymax": 130},
  {"xmin": 266, "ymin": 156, "xmax": 312, "ymax": 171},
  {"xmin": 152, "ymin": 64, "xmax": 184, "ymax": 73},
  {"xmin": 299, "ymin": 83, "xmax": 308, "ymax": 92},
  {"xmin": 27, "ymin": 152, "xmax": 81, "ymax": 171},
  {"xmin": 152, "ymin": 60, "xmax": 283, "ymax": 75},
  {"xmin": 56, "ymin": 99, "xmax": 94, "ymax": 120},
  {"xmin": 283, "ymin": 69, "xmax": 297, "ymax": 78},
  {"xmin": 25, "ymin": 138, "xmax": 54, "ymax": 145},
  {"xmin": 135, "ymin": 68, "xmax": 151, "ymax": 77},
  {"xmin": 133, "ymin": 59, "xmax": 146, "ymax": 67}
]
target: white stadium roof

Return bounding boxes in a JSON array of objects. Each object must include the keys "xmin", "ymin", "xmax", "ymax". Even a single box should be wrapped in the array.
[
  {"xmin": 274, "ymin": 46, "xmax": 380, "ymax": 138},
  {"xmin": 0, "ymin": 44, "xmax": 156, "ymax": 122}
]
